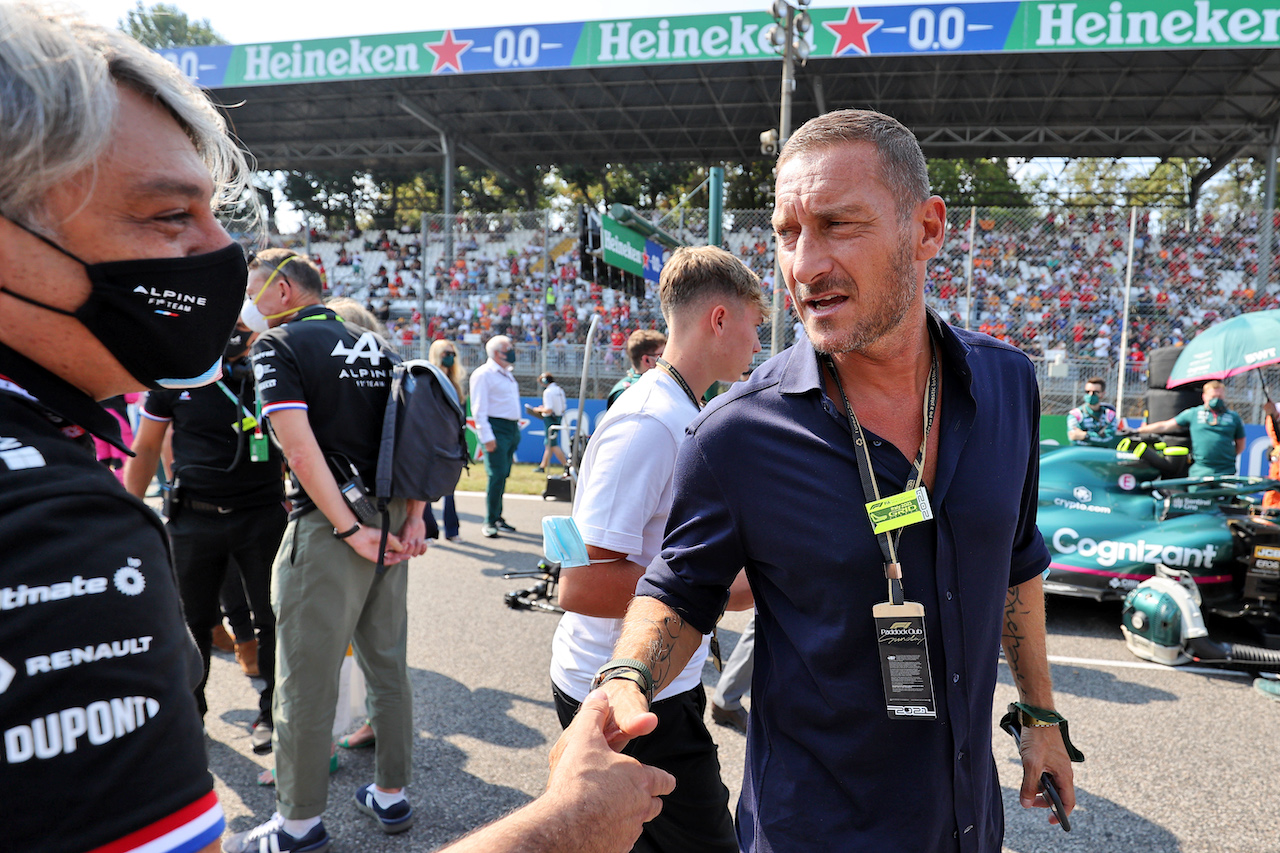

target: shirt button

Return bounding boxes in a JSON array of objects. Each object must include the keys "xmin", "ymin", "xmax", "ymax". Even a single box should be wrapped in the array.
[
  {"xmin": 872, "ymin": 439, "xmax": 882, "ymax": 446},
  {"xmin": 946, "ymin": 591, "xmax": 954, "ymax": 601},
  {"xmin": 957, "ymin": 751, "xmax": 964, "ymax": 760},
  {"xmin": 965, "ymin": 825, "xmax": 974, "ymax": 833},
  {"xmin": 953, "ymin": 673, "xmax": 960, "ymax": 683}
]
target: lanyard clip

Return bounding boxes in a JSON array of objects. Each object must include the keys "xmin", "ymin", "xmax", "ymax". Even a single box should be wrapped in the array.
[{"xmin": 885, "ymin": 563, "xmax": 904, "ymax": 606}]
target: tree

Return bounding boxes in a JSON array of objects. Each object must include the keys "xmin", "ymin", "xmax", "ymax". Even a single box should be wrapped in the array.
[
  {"xmin": 927, "ymin": 158, "xmax": 1028, "ymax": 207},
  {"xmin": 1031, "ymin": 157, "xmax": 1212, "ymax": 207},
  {"xmin": 120, "ymin": 2, "xmax": 224, "ymax": 48}
]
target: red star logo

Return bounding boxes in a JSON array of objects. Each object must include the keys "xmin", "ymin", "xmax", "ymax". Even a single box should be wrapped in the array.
[
  {"xmin": 824, "ymin": 7, "xmax": 883, "ymax": 57},
  {"xmin": 426, "ymin": 30, "xmax": 471, "ymax": 73}
]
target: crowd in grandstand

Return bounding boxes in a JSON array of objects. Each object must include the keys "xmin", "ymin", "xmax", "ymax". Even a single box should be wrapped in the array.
[{"xmin": 276, "ymin": 206, "xmax": 1280, "ymax": 365}]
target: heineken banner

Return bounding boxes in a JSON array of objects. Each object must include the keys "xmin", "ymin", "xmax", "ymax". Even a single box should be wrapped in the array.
[
  {"xmin": 600, "ymin": 215, "xmax": 646, "ymax": 278},
  {"xmin": 162, "ymin": 1, "xmax": 1280, "ymax": 89}
]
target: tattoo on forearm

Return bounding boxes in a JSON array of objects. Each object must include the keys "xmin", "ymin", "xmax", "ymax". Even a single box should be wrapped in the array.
[
  {"xmin": 641, "ymin": 612, "xmax": 685, "ymax": 689},
  {"xmin": 1003, "ymin": 586, "xmax": 1030, "ymax": 688}
]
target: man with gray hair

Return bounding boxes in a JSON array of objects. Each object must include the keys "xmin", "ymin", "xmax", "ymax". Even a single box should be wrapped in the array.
[
  {"xmin": 581, "ymin": 110, "xmax": 1078, "ymax": 852},
  {"xmin": 470, "ymin": 334, "xmax": 522, "ymax": 537},
  {"xmin": 0, "ymin": 4, "xmax": 252, "ymax": 850}
]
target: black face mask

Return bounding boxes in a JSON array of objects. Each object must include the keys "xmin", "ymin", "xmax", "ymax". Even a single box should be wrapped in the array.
[{"xmin": 1, "ymin": 218, "xmax": 247, "ymax": 390}]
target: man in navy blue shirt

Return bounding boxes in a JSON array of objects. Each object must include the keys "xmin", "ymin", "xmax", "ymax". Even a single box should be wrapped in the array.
[{"xmin": 584, "ymin": 110, "xmax": 1076, "ymax": 852}]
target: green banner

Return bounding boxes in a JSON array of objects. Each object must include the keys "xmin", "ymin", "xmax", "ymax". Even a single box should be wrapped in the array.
[
  {"xmin": 600, "ymin": 215, "xmax": 646, "ymax": 277},
  {"xmin": 1006, "ymin": 0, "xmax": 1280, "ymax": 50},
  {"xmin": 169, "ymin": 4, "xmax": 1280, "ymax": 91}
]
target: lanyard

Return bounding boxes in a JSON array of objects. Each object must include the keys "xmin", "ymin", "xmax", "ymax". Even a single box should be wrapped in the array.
[
  {"xmin": 214, "ymin": 378, "xmax": 258, "ymax": 430},
  {"xmin": 823, "ymin": 347, "xmax": 939, "ymax": 606},
  {"xmin": 655, "ymin": 358, "xmax": 703, "ymax": 411}
]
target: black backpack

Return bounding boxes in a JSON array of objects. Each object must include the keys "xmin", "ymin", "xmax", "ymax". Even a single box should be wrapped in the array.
[
  {"xmin": 370, "ymin": 358, "xmax": 467, "ymax": 571},
  {"xmin": 375, "ymin": 358, "xmax": 468, "ymax": 504}
]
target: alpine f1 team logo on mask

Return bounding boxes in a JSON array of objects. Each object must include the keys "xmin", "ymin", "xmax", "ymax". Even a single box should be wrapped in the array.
[{"xmin": 132, "ymin": 284, "xmax": 208, "ymax": 316}]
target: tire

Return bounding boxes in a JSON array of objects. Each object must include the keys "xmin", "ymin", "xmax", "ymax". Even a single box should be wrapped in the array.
[{"xmin": 1146, "ymin": 345, "xmax": 1206, "ymax": 393}]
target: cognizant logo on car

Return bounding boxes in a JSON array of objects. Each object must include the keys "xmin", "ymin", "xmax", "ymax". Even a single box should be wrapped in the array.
[{"xmin": 1051, "ymin": 527, "xmax": 1219, "ymax": 568}]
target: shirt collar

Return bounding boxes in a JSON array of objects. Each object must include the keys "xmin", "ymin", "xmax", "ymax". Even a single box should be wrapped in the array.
[
  {"xmin": 291, "ymin": 303, "xmax": 338, "ymax": 323},
  {"xmin": 0, "ymin": 341, "xmax": 129, "ymax": 452},
  {"xmin": 778, "ymin": 309, "xmax": 970, "ymax": 397}
]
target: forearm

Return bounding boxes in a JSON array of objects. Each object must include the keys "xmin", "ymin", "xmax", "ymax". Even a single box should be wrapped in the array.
[
  {"xmin": 270, "ymin": 413, "xmax": 359, "ymax": 531},
  {"xmin": 725, "ymin": 569, "xmax": 754, "ymax": 611},
  {"xmin": 437, "ymin": 798, "xmax": 567, "ymax": 853},
  {"xmin": 615, "ymin": 595, "xmax": 704, "ymax": 696},
  {"xmin": 1001, "ymin": 574, "xmax": 1056, "ymax": 708},
  {"xmin": 559, "ymin": 559, "xmax": 648, "ymax": 619},
  {"xmin": 122, "ymin": 419, "xmax": 167, "ymax": 499},
  {"xmin": 1137, "ymin": 419, "xmax": 1175, "ymax": 434}
]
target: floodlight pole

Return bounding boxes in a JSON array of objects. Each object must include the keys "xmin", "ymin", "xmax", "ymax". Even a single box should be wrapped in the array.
[
  {"xmin": 1115, "ymin": 207, "xmax": 1138, "ymax": 420},
  {"xmin": 441, "ymin": 132, "xmax": 454, "ymax": 286},
  {"xmin": 1261, "ymin": 122, "xmax": 1280, "ymax": 293},
  {"xmin": 769, "ymin": 5, "xmax": 796, "ymax": 357},
  {"xmin": 418, "ymin": 212, "xmax": 428, "ymax": 359}
]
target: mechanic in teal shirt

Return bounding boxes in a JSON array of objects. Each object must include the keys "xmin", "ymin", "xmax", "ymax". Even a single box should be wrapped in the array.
[
  {"xmin": 1137, "ymin": 380, "xmax": 1246, "ymax": 478},
  {"xmin": 1066, "ymin": 375, "xmax": 1122, "ymax": 445}
]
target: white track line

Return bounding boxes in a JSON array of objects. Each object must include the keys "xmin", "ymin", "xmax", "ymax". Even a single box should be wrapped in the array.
[{"xmin": 1046, "ymin": 654, "xmax": 1259, "ymax": 678}]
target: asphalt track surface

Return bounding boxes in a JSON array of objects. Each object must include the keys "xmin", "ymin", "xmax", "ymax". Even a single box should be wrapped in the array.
[{"xmin": 205, "ymin": 492, "xmax": 1280, "ymax": 853}]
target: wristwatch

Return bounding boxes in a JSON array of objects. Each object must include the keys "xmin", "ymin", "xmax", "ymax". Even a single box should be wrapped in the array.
[{"xmin": 591, "ymin": 658, "xmax": 655, "ymax": 705}]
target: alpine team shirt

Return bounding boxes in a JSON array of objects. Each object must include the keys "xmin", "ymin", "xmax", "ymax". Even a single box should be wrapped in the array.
[
  {"xmin": 0, "ymin": 343, "xmax": 222, "ymax": 853},
  {"xmin": 251, "ymin": 305, "xmax": 394, "ymax": 509},
  {"xmin": 142, "ymin": 365, "xmax": 283, "ymax": 507}
]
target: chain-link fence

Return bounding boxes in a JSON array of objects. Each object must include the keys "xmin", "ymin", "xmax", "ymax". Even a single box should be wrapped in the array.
[{"xmin": 282, "ymin": 204, "xmax": 1279, "ymax": 415}]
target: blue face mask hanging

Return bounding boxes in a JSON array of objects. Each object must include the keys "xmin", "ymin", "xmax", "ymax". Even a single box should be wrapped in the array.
[{"xmin": 542, "ymin": 516, "xmax": 615, "ymax": 568}]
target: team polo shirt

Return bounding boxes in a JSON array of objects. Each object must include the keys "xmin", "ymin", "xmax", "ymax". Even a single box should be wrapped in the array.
[
  {"xmin": 0, "ymin": 343, "xmax": 222, "ymax": 853},
  {"xmin": 1066, "ymin": 402, "xmax": 1118, "ymax": 443},
  {"xmin": 142, "ymin": 360, "xmax": 283, "ymax": 508},
  {"xmin": 1175, "ymin": 404, "xmax": 1245, "ymax": 477},
  {"xmin": 636, "ymin": 318, "xmax": 1049, "ymax": 853},
  {"xmin": 251, "ymin": 305, "xmax": 394, "ymax": 513}
]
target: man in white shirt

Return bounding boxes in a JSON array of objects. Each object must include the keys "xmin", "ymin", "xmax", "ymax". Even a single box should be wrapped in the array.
[
  {"xmin": 549, "ymin": 246, "xmax": 764, "ymax": 853},
  {"xmin": 469, "ymin": 334, "xmax": 522, "ymax": 538},
  {"xmin": 531, "ymin": 372, "xmax": 569, "ymax": 473}
]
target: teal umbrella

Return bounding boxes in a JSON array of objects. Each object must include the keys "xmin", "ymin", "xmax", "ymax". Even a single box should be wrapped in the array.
[{"xmin": 1167, "ymin": 309, "xmax": 1280, "ymax": 388}]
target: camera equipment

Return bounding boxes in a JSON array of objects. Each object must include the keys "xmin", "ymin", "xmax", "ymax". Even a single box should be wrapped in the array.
[{"xmin": 503, "ymin": 559, "xmax": 564, "ymax": 613}]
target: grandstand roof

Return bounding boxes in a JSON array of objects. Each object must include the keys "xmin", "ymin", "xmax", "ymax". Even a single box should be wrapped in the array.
[
  {"xmin": 221, "ymin": 48, "xmax": 1280, "ymax": 174},
  {"xmin": 196, "ymin": 4, "xmax": 1280, "ymax": 175}
]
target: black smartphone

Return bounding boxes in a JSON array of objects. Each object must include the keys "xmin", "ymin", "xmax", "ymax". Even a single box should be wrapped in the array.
[{"xmin": 1000, "ymin": 719, "xmax": 1072, "ymax": 832}]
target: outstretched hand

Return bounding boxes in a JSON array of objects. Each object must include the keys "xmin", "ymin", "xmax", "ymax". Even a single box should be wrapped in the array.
[{"xmin": 545, "ymin": 689, "xmax": 675, "ymax": 852}]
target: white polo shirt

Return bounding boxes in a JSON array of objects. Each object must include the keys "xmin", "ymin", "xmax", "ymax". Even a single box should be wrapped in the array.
[{"xmin": 549, "ymin": 369, "xmax": 711, "ymax": 702}]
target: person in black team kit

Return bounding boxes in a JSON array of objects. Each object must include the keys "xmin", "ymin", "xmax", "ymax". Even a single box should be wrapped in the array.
[
  {"xmin": 123, "ymin": 323, "xmax": 286, "ymax": 754},
  {"xmin": 223, "ymin": 249, "xmax": 428, "ymax": 853},
  {"xmin": 0, "ymin": 4, "xmax": 253, "ymax": 850}
]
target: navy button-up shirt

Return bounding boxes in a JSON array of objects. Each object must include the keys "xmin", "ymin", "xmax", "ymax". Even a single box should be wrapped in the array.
[{"xmin": 636, "ymin": 316, "xmax": 1049, "ymax": 853}]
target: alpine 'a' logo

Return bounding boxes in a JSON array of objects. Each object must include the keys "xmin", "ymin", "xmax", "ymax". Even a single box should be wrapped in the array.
[{"xmin": 331, "ymin": 332, "xmax": 384, "ymax": 365}]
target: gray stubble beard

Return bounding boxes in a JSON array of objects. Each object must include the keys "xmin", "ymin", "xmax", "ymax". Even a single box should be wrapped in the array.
[{"xmin": 807, "ymin": 231, "xmax": 919, "ymax": 357}]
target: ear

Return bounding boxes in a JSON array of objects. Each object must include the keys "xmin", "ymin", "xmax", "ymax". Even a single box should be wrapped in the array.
[
  {"xmin": 708, "ymin": 304, "xmax": 729, "ymax": 338},
  {"xmin": 915, "ymin": 196, "xmax": 947, "ymax": 261}
]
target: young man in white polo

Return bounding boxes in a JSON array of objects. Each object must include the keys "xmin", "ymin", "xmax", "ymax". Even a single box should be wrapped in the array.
[{"xmin": 549, "ymin": 245, "xmax": 763, "ymax": 852}]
